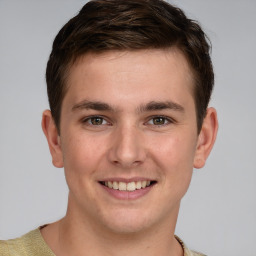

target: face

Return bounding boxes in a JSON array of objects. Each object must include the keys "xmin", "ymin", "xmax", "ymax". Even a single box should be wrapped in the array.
[{"xmin": 49, "ymin": 49, "xmax": 205, "ymax": 234}]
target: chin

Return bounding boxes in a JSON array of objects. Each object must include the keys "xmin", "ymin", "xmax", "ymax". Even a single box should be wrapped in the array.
[
  {"xmin": 105, "ymin": 220, "xmax": 150, "ymax": 235},
  {"xmin": 99, "ymin": 208, "xmax": 156, "ymax": 235}
]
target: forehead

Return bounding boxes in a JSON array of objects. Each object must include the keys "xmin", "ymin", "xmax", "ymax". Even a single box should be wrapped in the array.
[
  {"xmin": 72, "ymin": 48, "xmax": 193, "ymax": 77},
  {"xmin": 64, "ymin": 49, "xmax": 195, "ymax": 108}
]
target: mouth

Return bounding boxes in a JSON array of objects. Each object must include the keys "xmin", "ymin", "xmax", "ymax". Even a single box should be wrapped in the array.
[{"xmin": 99, "ymin": 180, "xmax": 157, "ymax": 192}]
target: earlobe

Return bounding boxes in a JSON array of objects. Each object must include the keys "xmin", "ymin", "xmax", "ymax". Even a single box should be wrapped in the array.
[
  {"xmin": 193, "ymin": 107, "xmax": 218, "ymax": 169},
  {"xmin": 41, "ymin": 110, "xmax": 64, "ymax": 168}
]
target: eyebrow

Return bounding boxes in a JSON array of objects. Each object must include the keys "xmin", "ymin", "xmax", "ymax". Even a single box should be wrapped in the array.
[
  {"xmin": 72, "ymin": 100, "xmax": 184, "ymax": 113},
  {"xmin": 72, "ymin": 100, "xmax": 114, "ymax": 111},
  {"xmin": 138, "ymin": 101, "xmax": 184, "ymax": 113}
]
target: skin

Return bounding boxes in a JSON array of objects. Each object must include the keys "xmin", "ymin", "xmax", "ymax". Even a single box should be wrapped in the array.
[{"xmin": 42, "ymin": 49, "xmax": 218, "ymax": 256}]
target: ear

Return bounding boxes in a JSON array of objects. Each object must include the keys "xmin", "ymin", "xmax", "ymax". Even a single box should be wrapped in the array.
[
  {"xmin": 41, "ymin": 110, "xmax": 64, "ymax": 168},
  {"xmin": 193, "ymin": 107, "xmax": 218, "ymax": 169}
]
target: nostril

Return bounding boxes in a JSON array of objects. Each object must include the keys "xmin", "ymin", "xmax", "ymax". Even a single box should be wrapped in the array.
[{"xmin": 111, "ymin": 159, "xmax": 143, "ymax": 168}]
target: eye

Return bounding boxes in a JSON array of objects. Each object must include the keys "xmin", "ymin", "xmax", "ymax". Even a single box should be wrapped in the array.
[
  {"xmin": 147, "ymin": 116, "xmax": 172, "ymax": 126},
  {"xmin": 83, "ymin": 116, "xmax": 108, "ymax": 126}
]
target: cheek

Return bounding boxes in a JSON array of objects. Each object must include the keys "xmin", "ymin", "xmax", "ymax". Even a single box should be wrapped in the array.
[
  {"xmin": 153, "ymin": 134, "xmax": 196, "ymax": 168},
  {"xmin": 62, "ymin": 131, "xmax": 102, "ymax": 166},
  {"xmin": 61, "ymin": 133, "xmax": 105, "ymax": 191},
  {"xmin": 152, "ymin": 133, "xmax": 196, "ymax": 191}
]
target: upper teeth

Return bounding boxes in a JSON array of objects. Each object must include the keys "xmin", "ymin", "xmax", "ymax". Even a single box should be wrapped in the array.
[{"xmin": 104, "ymin": 181, "xmax": 151, "ymax": 191}]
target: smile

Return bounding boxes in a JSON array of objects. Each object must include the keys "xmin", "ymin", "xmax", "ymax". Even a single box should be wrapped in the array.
[{"xmin": 100, "ymin": 180, "xmax": 156, "ymax": 192}]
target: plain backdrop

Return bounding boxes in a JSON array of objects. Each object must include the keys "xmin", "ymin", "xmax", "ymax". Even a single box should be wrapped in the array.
[{"xmin": 0, "ymin": 1, "xmax": 255, "ymax": 255}]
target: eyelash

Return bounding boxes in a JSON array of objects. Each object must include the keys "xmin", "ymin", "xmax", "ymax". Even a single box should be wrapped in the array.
[
  {"xmin": 81, "ymin": 115, "xmax": 175, "ymax": 127},
  {"xmin": 146, "ymin": 115, "xmax": 174, "ymax": 127},
  {"xmin": 82, "ymin": 116, "xmax": 110, "ymax": 126}
]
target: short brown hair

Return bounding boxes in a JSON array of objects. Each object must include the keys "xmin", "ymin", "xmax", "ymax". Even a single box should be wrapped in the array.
[{"xmin": 46, "ymin": 0, "xmax": 214, "ymax": 133}]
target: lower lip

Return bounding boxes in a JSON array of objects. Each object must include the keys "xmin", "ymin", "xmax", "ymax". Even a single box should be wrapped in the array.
[{"xmin": 100, "ymin": 183, "xmax": 154, "ymax": 200}]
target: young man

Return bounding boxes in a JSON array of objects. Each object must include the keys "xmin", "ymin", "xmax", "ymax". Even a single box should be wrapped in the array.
[{"xmin": 0, "ymin": 0, "xmax": 218, "ymax": 255}]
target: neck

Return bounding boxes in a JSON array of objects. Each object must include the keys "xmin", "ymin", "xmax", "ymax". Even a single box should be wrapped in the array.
[{"xmin": 41, "ymin": 202, "xmax": 183, "ymax": 256}]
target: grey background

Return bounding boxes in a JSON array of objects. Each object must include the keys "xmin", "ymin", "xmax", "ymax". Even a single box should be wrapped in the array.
[{"xmin": 0, "ymin": 1, "xmax": 255, "ymax": 255}]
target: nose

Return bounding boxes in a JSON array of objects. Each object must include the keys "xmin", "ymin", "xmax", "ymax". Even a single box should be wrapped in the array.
[{"xmin": 107, "ymin": 124, "xmax": 147, "ymax": 168}]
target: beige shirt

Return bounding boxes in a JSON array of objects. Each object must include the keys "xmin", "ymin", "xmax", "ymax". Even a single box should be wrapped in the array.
[{"xmin": 0, "ymin": 228, "xmax": 205, "ymax": 256}]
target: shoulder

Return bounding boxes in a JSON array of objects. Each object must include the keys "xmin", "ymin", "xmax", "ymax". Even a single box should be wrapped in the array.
[
  {"xmin": 190, "ymin": 251, "xmax": 206, "ymax": 256},
  {"xmin": 0, "ymin": 234, "xmax": 26, "ymax": 256},
  {"xmin": 0, "ymin": 239, "xmax": 10, "ymax": 256},
  {"xmin": 175, "ymin": 235, "xmax": 206, "ymax": 256},
  {"xmin": 0, "ymin": 228, "xmax": 55, "ymax": 256}
]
